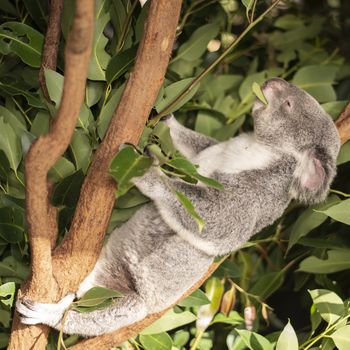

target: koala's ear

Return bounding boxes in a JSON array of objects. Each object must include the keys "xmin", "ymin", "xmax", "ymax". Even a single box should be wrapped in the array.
[{"xmin": 291, "ymin": 148, "xmax": 334, "ymax": 204}]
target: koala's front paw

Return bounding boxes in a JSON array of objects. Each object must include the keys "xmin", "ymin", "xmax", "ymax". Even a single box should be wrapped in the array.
[{"xmin": 16, "ymin": 293, "xmax": 75, "ymax": 328}]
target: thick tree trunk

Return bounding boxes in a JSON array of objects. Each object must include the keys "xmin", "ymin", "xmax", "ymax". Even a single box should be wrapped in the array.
[
  {"xmin": 9, "ymin": 0, "xmax": 183, "ymax": 349},
  {"xmin": 8, "ymin": 1, "xmax": 95, "ymax": 349}
]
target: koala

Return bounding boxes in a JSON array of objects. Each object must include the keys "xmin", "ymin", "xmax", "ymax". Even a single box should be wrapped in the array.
[{"xmin": 16, "ymin": 78, "xmax": 340, "ymax": 337}]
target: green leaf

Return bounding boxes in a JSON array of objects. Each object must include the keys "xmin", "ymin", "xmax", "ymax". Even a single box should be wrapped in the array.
[
  {"xmin": 49, "ymin": 157, "xmax": 76, "ymax": 182},
  {"xmin": 139, "ymin": 333, "xmax": 173, "ymax": 350},
  {"xmin": 0, "ymin": 106, "xmax": 26, "ymax": 136},
  {"xmin": 178, "ymin": 289, "xmax": 210, "ymax": 307},
  {"xmin": 211, "ymin": 311, "xmax": 244, "ymax": 326},
  {"xmin": 152, "ymin": 122, "xmax": 176, "ymax": 156},
  {"xmin": 0, "ymin": 282, "xmax": 15, "ymax": 307},
  {"xmin": 0, "ymin": 333, "xmax": 9, "ymax": 348},
  {"xmin": 167, "ymin": 157, "xmax": 224, "ymax": 190},
  {"xmin": 141, "ymin": 309, "xmax": 196, "ymax": 335},
  {"xmin": 0, "ymin": 207, "xmax": 24, "ymax": 243},
  {"xmin": 322, "ymin": 101, "xmax": 348, "ymax": 120},
  {"xmin": 70, "ymin": 130, "xmax": 92, "ymax": 173},
  {"xmin": 252, "ymin": 82, "xmax": 268, "ymax": 105},
  {"xmin": 86, "ymin": 81, "xmax": 104, "ymax": 107},
  {"xmin": 0, "ymin": 256, "xmax": 29, "ymax": 280},
  {"xmin": 299, "ymin": 249, "xmax": 350, "ymax": 274},
  {"xmin": 249, "ymin": 271, "xmax": 285, "ymax": 299},
  {"xmin": 0, "ymin": 151, "xmax": 10, "ymax": 180},
  {"xmin": 0, "ymin": 81, "xmax": 44, "ymax": 108},
  {"xmin": 288, "ymin": 195, "xmax": 340, "ymax": 251},
  {"xmin": 74, "ymin": 286, "xmax": 122, "ymax": 308},
  {"xmin": 276, "ymin": 320, "xmax": 299, "ymax": 350},
  {"xmin": 195, "ymin": 112, "xmax": 223, "ymax": 137},
  {"xmin": 88, "ymin": 1, "xmax": 111, "ymax": 81},
  {"xmin": 0, "ymin": 22, "xmax": 44, "ymax": 67},
  {"xmin": 330, "ymin": 325, "xmax": 350, "ymax": 350},
  {"xmin": 97, "ymin": 85, "xmax": 125, "ymax": 139},
  {"xmin": 106, "ymin": 46, "xmax": 138, "ymax": 84},
  {"xmin": 242, "ymin": 0, "xmax": 254, "ymax": 19},
  {"xmin": 236, "ymin": 329, "xmax": 273, "ymax": 350},
  {"xmin": 109, "ymin": 145, "xmax": 153, "ymax": 197},
  {"xmin": 22, "ymin": 0, "xmax": 47, "ymax": 30},
  {"xmin": 239, "ymin": 72, "xmax": 267, "ymax": 105},
  {"xmin": 337, "ymin": 141, "xmax": 350, "ymax": 165},
  {"xmin": 196, "ymin": 278, "xmax": 224, "ymax": 332},
  {"xmin": 0, "ymin": 118, "xmax": 22, "ymax": 173},
  {"xmin": 30, "ymin": 111, "xmax": 50, "ymax": 137},
  {"xmin": 174, "ymin": 23, "xmax": 220, "ymax": 62},
  {"xmin": 315, "ymin": 198, "xmax": 350, "ymax": 225},
  {"xmin": 52, "ymin": 170, "xmax": 84, "ymax": 208},
  {"xmin": 155, "ymin": 78, "xmax": 200, "ymax": 114},
  {"xmin": 44, "ymin": 68, "xmax": 63, "ymax": 106},
  {"xmin": 175, "ymin": 190, "xmax": 205, "ymax": 232},
  {"xmin": 173, "ymin": 330, "xmax": 190, "ymax": 348},
  {"xmin": 309, "ymin": 289, "xmax": 344, "ymax": 325},
  {"xmin": 292, "ymin": 65, "xmax": 338, "ymax": 103}
]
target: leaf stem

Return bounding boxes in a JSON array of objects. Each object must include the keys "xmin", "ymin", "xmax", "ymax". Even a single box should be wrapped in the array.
[
  {"xmin": 190, "ymin": 329, "xmax": 205, "ymax": 350},
  {"xmin": 150, "ymin": 0, "xmax": 282, "ymax": 125}
]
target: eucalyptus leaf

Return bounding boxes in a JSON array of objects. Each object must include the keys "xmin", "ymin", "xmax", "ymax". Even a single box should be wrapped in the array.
[
  {"xmin": 315, "ymin": 198, "xmax": 350, "ymax": 225},
  {"xmin": 299, "ymin": 250, "xmax": 350, "ymax": 274},
  {"xmin": 178, "ymin": 289, "xmax": 210, "ymax": 307},
  {"xmin": 276, "ymin": 320, "xmax": 299, "ymax": 350},
  {"xmin": 252, "ymin": 82, "xmax": 268, "ymax": 105},
  {"xmin": 155, "ymin": 78, "xmax": 200, "ymax": 114},
  {"xmin": 141, "ymin": 309, "xmax": 196, "ymax": 335},
  {"xmin": 330, "ymin": 325, "xmax": 350, "ymax": 350},
  {"xmin": 109, "ymin": 146, "xmax": 153, "ymax": 197},
  {"xmin": 106, "ymin": 45, "xmax": 138, "ymax": 84},
  {"xmin": 73, "ymin": 286, "xmax": 122, "ymax": 309},
  {"xmin": 174, "ymin": 23, "xmax": 220, "ymax": 62},
  {"xmin": 309, "ymin": 289, "xmax": 344, "ymax": 325},
  {"xmin": 0, "ymin": 22, "xmax": 44, "ymax": 67},
  {"xmin": 139, "ymin": 332, "xmax": 173, "ymax": 350},
  {"xmin": 236, "ymin": 329, "xmax": 274, "ymax": 350},
  {"xmin": 0, "ymin": 118, "xmax": 22, "ymax": 172}
]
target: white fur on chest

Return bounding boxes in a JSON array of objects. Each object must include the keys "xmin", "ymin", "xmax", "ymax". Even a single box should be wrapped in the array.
[{"xmin": 194, "ymin": 133, "xmax": 279, "ymax": 177}]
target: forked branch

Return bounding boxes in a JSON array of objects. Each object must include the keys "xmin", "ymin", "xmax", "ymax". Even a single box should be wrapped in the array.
[{"xmin": 8, "ymin": 1, "xmax": 94, "ymax": 349}]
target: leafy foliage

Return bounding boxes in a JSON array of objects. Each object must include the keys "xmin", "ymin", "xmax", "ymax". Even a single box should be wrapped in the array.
[{"xmin": 0, "ymin": 0, "xmax": 350, "ymax": 349}]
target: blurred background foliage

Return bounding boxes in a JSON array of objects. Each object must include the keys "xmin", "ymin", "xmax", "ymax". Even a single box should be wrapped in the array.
[{"xmin": 0, "ymin": 0, "xmax": 350, "ymax": 349}]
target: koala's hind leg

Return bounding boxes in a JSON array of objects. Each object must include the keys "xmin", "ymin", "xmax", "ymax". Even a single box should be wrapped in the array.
[{"xmin": 17, "ymin": 291, "xmax": 148, "ymax": 337}]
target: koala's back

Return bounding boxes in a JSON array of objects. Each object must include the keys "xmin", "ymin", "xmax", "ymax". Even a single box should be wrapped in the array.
[{"xmin": 95, "ymin": 203, "xmax": 213, "ymax": 311}]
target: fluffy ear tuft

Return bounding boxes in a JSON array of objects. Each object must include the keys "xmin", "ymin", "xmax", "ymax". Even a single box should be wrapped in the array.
[{"xmin": 290, "ymin": 148, "xmax": 336, "ymax": 204}]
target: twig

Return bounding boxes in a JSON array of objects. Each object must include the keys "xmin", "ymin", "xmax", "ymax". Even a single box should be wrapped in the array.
[
  {"xmin": 150, "ymin": 0, "xmax": 282, "ymax": 124},
  {"xmin": 39, "ymin": 0, "xmax": 64, "ymax": 101}
]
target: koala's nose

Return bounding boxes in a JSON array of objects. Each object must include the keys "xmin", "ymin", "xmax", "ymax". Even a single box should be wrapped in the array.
[{"xmin": 263, "ymin": 78, "xmax": 289, "ymax": 91}]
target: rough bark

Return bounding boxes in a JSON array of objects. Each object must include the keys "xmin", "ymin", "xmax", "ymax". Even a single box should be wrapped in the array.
[
  {"xmin": 10, "ymin": 0, "xmax": 183, "ymax": 349},
  {"xmin": 39, "ymin": 0, "xmax": 64, "ymax": 101},
  {"xmin": 52, "ymin": 0, "xmax": 183, "ymax": 297},
  {"xmin": 8, "ymin": 1, "xmax": 94, "ymax": 349}
]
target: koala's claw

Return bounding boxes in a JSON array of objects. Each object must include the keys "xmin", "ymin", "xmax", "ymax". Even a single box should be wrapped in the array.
[{"xmin": 16, "ymin": 293, "xmax": 76, "ymax": 327}]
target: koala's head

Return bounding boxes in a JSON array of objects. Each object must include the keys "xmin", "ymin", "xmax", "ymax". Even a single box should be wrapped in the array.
[{"xmin": 252, "ymin": 77, "xmax": 340, "ymax": 204}]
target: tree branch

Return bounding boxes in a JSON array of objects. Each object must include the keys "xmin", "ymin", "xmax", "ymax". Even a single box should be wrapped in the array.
[
  {"xmin": 39, "ymin": 0, "xmax": 64, "ymax": 101},
  {"xmin": 336, "ymin": 101, "xmax": 350, "ymax": 144},
  {"xmin": 8, "ymin": 1, "xmax": 94, "ymax": 349},
  {"xmin": 51, "ymin": 0, "xmax": 183, "ymax": 296}
]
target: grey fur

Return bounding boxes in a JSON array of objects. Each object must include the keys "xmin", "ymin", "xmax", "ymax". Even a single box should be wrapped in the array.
[{"xmin": 16, "ymin": 78, "xmax": 340, "ymax": 336}]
